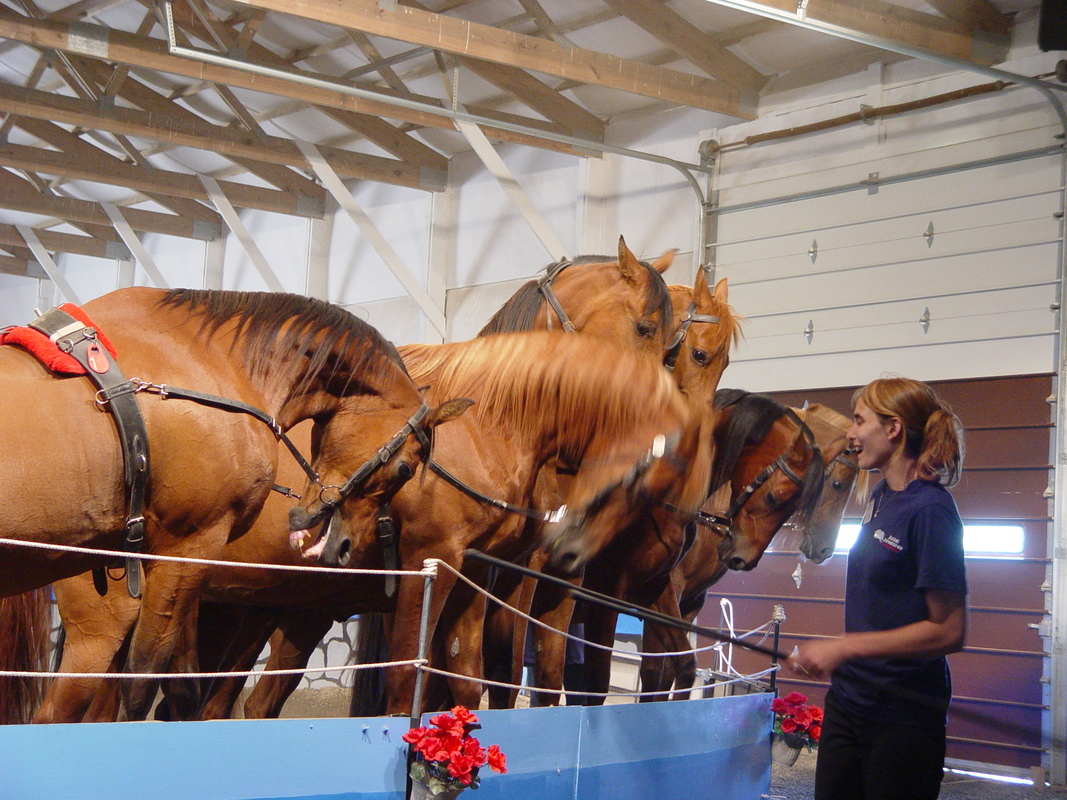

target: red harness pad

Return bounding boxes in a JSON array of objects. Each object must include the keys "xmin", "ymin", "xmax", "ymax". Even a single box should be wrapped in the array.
[{"xmin": 0, "ymin": 303, "xmax": 118, "ymax": 375}]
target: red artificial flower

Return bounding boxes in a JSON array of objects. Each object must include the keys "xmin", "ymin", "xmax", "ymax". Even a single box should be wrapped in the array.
[
  {"xmin": 448, "ymin": 753, "xmax": 477, "ymax": 785},
  {"xmin": 792, "ymin": 707, "xmax": 813, "ymax": 728},
  {"xmin": 809, "ymin": 723, "xmax": 822, "ymax": 742},
  {"xmin": 783, "ymin": 692, "xmax": 808, "ymax": 706},
  {"xmin": 402, "ymin": 726, "xmax": 429, "ymax": 745},
  {"xmin": 810, "ymin": 707, "xmax": 824, "ymax": 722},
  {"xmin": 429, "ymin": 711, "xmax": 466, "ymax": 738},
  {"xmin": 780, "ymin": 717, "xmax": 798, "ymax": 734},
  {"xmin": 487, "ymin": 744, "xmax": 508, "ymax": 774},
  {"xmin": 770, "ymin": 697, "xmax": 790, "ymax": 715},
  {"xmin": 451, "ymin": 705, "xmax": 479, "ymax": 726}
]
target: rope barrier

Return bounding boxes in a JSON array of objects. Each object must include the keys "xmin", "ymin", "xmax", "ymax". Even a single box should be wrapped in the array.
[{"xmin": 0, "ymin": 536, "xmax": 429, "ymax": 577}]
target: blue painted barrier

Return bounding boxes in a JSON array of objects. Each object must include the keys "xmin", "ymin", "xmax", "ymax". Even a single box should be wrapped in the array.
[{"xmin": 0, "ymin": 694, "xmax": 772, "ymax": 800}]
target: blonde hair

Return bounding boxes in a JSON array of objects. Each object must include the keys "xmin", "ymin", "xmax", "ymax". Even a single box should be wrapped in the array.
[{"xmin": 852, "ymin": 376, "xmax": 964, "ymax": 487}]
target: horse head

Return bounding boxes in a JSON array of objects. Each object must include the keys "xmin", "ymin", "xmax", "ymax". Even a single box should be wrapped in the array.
[
  {"xmin": 540, "ymin": 403, "xmax": 711, "ymax": 576},
  {"xmin": 478, "ymin": 236, "xmax": 675, "ymax": 357},
  {"xmin": 288, "ymin": 397, "xmax": 472, "ymax": 566},
  {"xmin": 791, "ymin": 404, "xmax": 865, "ymax": 564},
  {"xmin": 665, "ymin": 274, "xmax": 741, "ymax": 408},
  {"xmin": 710, "ymin": 391, "xmax": 825, "ymax": 572}
]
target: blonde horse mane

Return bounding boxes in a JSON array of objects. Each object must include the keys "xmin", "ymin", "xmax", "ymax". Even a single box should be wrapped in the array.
[{"xmin": 400, "ymin": 332, "xmax": 687, "ymax": 449}]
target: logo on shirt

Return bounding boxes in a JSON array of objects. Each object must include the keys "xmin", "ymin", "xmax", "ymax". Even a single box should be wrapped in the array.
[{"xmin": 872, "ymin": 528, "xmax": 904, "ymax": 552}]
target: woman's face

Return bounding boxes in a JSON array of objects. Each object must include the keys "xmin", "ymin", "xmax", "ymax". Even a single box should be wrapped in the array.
[{"xmin": 847, "ymin": 398, "xmax": 898, "ymax": 473}]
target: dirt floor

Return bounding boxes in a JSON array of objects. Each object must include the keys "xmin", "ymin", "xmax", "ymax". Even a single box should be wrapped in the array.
[{"xmin": 769, "ymin": 749, "xmax": 1067, "ymax": 800}]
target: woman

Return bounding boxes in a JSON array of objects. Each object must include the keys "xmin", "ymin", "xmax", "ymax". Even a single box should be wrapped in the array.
[{"xmin": 788, "ymin": 376, "xmax": 967, "ymax": 800}]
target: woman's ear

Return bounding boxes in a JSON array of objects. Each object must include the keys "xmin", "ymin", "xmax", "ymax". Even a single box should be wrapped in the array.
[{"xmin": 883, "ymin": 415, "xmax": 904, "ymax": 443}]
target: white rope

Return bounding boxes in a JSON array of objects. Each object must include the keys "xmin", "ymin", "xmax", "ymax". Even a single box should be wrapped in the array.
[
  {"xmin": 0, "ymin": 659, "xmax": 424, "ymax": 681},
  {"xmin": 0, "ymin": 536, "xmax": 429, "ymax": 577},
  {"xmin": 418, "ymin": 663, "xmax": 780, "ymax": 702}
]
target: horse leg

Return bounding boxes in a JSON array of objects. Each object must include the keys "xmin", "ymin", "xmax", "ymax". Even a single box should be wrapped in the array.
[
  {"xmin": 530, "ymin": 583, "xmax": 576, "ymax": 707},
  {"xmin": 385, "ymin": 569, "xmax": 459, "ymax": 716},
  {"xmin": 482, "ymin": 569, "xmax": 526, "ymax": 709},
  {"xmin": 197, "ymin": 604, "xmax": 280, "ymax": 720},
  {"xmin": 34, "ymin": 572, "xmax": 140, "ymax": 724},
  {"xmin": 0, "ymin": 588, "xmax": 52, "ymax": 724},
  {"xmin": 580, "ymin": 607, "xmax": 618, "ymax": 705},
  {"xmin": 120, "ymin": 561, "xmax": 211, "ymax": 721},
  {"xmin": 242, "ymin": 608, "xmax": 336, "ymax": 719},
  {"xmin": 436, "ymin": 579, "xmax": 488, "ymax": 710}
]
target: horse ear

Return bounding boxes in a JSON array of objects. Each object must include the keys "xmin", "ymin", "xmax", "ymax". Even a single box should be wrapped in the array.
[
  {"xmin": 692, "ymin": 272, "xmax": 714, "ymax": 305},
  {"xmin": 650, "ymin": 248, "xmax": 678, "ymax": 274},
  {"xmin": 617, "ymin": 235, "xmax": 642, "ymax": 284},
  {"xmin": 713, "ymin": 276, "xmax": 729, "ymax": 302},
  {"xmin": 426, "ymin": 397, "xmax": 475, "ymax": 428}
]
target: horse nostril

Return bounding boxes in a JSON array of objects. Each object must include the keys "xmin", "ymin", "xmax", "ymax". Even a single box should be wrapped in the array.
[
  {"xmin": 727, "ymin": 556, "xmax": 747, "ymax": 571},
  {"xmin": 337, "ymin": 537, "xmax": 352, "ymax": 566}
]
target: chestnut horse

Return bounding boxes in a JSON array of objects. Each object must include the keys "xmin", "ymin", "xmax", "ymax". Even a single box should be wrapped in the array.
[
  {"xmin": 0, "ymin": 288, "xmax": 448, "ymax": 722},
  {"xmin": 511, "ymin": 388, "xmax": 824, "ymax": 707},
  {"xmin": 636, "ymin": 400, "xmax": 861, "ymax": 700},
  {"xmin": 35, "ymin": 331, "xmax": 710, "ymax": 720}
]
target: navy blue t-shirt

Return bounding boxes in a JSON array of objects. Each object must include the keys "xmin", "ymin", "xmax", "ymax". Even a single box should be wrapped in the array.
[{"xmin": 830, "ymin": 478, "xmax": 967, "ymax": 727}]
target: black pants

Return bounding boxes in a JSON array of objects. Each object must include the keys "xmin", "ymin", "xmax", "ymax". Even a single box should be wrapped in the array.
[{"xmin": 814, "ymin": 689, "xmax": 946, "ymax": 800}]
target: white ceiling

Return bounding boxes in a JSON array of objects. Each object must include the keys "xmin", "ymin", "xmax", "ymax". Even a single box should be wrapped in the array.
[{"xmin": 0, "ymin": 0, "xmax": 1053, "ymax": 271}]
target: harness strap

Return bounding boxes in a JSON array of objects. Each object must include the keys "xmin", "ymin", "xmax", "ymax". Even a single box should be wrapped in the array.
[
  {"xmin": 124, "ymin": 382, "xmax": 320, "ymax": 487},
  {"xmin": 537, "ymin": 259, "xmax": 577, "ymax": 334},
  {"xmin": 29, "ymin": 308, "xmax": 148, "ymax": 599},
  {"xmin": 376, "ymin": 505, "xmax": 399, "ymax": 598},
  {"xmin": 428, "ymin": 460, "xmax": 557, "ymax": 522},
  {"xmin": 663, "ymin": 301, "xmax": 721, "ymax": 371}
]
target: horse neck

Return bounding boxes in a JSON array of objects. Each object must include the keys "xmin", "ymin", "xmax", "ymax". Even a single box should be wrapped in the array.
[{"xmin": 269, "ymin": 352, "xmax": 413, "ymax": 432}]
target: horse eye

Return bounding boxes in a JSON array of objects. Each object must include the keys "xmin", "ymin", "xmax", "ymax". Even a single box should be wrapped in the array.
[
  {"xmin": 397, "ymin": 462, "xmax": 414, "ymax": 481},
  {"xmin": 635, "ymin": 320, "xmax": 656, "ymax": 339},
  {"xmin": 766, "ymin": 493, "xmax": 780, "ymax": 510},
  {"xmin": 832, "ymin": 479, "xmax": 844, "ymax": 490},
  {"xmin": 691, "ymin": 349, "xmax": 708, "ymax": 366}
]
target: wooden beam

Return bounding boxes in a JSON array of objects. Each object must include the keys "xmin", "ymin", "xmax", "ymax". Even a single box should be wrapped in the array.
[
  {"xmin": 0, "ymin": 8, "xmax": 635, "ymax": 157},
  {"xmin": 0, "ymin": 169, "xmax": 221, "ymax": 240},
  {"xmin": 720, "ymin": 0, "xmax": 1009, "ymax": 65},
  {"xmin": 599, "ymin": 0, "xmax": 767, "ymax": 92},
  {"xmin": 11, "ymin": 116, "xmax": 224, "ymax": 225},
  {"xmin": 230, "ymin": 0, "xmax": 755, "ymax": 117},
  {"xmin": 0, "ymin": 254, "xmax": 47, "ymax": 279},
  {"xmin": 401, "ymin": 0, "xmax": 603, "ymax": 138},
  {"xmin": 923, "ymin": 0, "xmax": 1012, "ymax": 38},
  {"xmin": 0, "ymin": 222, "xmax": 130, "ymax": 259},
  {"xmin": 0, "ymin": 139, "xmax": 323, "ymax": 218},
  {"xmin": 0, "ymin": 82, "xmax": 442, "ymax": 191}
]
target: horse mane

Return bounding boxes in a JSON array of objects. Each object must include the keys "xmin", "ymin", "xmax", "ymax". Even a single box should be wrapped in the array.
[
  {"xmin": 477, "ymin": 255, "xmax": 673, "ymax": 339},
  {"xmin": 710, "ymin": 389, "xmax": 784, "ymax": 492},
  {"xmin": 400, "ymin": 332, "xmax": 684, "ymax": 448},
  {"xmin": 157, "ymin": 290, "xmax": 406, "ymax": 392}
]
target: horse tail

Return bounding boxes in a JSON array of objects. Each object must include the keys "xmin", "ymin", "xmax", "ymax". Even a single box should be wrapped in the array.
[
  {"xmin": 349, "ymin": 613, "xmax": 388, "ymax": 717},
  {"xmin": 0, "ymin": 588, "xmax": 52, "ymax": 724}
]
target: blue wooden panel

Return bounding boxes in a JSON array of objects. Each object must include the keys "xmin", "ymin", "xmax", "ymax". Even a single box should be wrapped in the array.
[
  {"xmin": 575, "ymin": 695, "xmax": 772, "ymax": 800},
  {"xmin": 0, "ymin": 696, "xmax": 772, "ymax": 800},
  {"xmin": 0, "ymin": 716, "xmax": 408, "ymax": 800}
]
